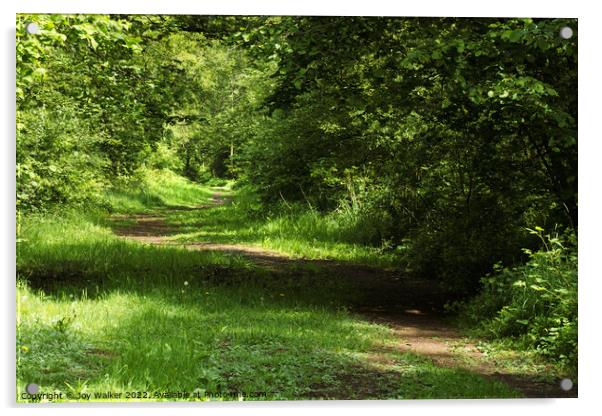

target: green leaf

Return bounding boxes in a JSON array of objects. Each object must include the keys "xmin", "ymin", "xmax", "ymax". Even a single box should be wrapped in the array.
[
  {"xmin": 456, "ymin": 40, "xmax": 465, "ymax": 53},
  {"xmin": 508, "ymin": 30, "xmax": 522, "ymax": 42}
]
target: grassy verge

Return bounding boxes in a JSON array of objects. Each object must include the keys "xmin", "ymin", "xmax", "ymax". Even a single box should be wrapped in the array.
[
  {"xmin": 16, "ymin": 170, "xmax": 521, "ymax": 401},
  {"xmin": 166, "ymin": 186, "xmax": 400, "ymax": 268},
  {"xmin": 104, "ymin": 168, "xmax": 216, "ymax": 213}
]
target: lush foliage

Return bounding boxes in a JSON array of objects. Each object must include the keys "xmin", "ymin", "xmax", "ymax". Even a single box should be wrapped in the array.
[
  {"xmin": 457, "ymin": 229, "xmax": 577, "ymax": 372},
  {"xmin": 234, "ymin": 17, "xmax": 578, "ymax": 290},
  {"xmin": 17, "ymin": 15, "xmax": 577, "ymax": 288},
  {"xmin": 16, "ymin": 14, "xmax": 578, "ymax": 396},
  {"xmin": 16, "ymin": 15, "xmax": 270, "ymax": 212},
  {"xmin": 17, "ymin": 15, "xmax": 163, "ymax": 211}
]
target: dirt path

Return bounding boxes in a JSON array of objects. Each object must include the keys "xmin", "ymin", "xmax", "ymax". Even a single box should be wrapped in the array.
[{"xmin": 110, "ymin": 192, "xmax": 576, "ymax": 399}]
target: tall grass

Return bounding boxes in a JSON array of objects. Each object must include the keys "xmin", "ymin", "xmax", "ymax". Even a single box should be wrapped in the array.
[
  {"xmin": 104, "ymin": 168, "xmax": 215, "ymax": 213},
  {"xmin": 170, "ymin": 186, "xmax": 401, "ymax": 267}
]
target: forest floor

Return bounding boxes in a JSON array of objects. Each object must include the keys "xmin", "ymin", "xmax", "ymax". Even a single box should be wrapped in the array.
[{"xmin": 111, "ymin": 190, "xmax": 575, "ymax": 399}]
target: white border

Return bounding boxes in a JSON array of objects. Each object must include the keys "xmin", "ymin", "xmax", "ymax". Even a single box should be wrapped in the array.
[
  {"xmin": 2, "ymin": 1, "xmax": 599, "ymax": 415},
  {"xmin": 11, "ymin": 0, "xmax": 580, "ymax": 17}
]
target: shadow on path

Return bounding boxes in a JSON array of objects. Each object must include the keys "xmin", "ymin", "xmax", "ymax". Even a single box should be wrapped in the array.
[{"xmin": 109, "ymin": 191, "xmax": 577, "ymax": 399}]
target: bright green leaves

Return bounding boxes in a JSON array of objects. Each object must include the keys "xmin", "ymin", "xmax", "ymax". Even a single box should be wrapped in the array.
[
  {"xmin": 501, "ymin": 29, "xmax": 524, "ymax": 43},
  {"xmin": 530, "ymin": 284, "xmax": 547, "ymax": 292},
  {"xmin": 16, "ymin": 14, "xmax": 185, "ymax": 210},
  {"xmin": 484, "ymin": 76, "xmax": 560, "ymax": 108},
  {"xmin": 455, "ymin": 39, "xmax": 465, "ymax": 53},
  {"xmin": 16, "ymin": 14, "xmax": 141, "ymax": 106},
  {"xmin": 73, "ymin": 22, "xmax": 100, "ymax": 49},
  {"xmin": 462, "ymin": 229, "xmax": 577, "ymax": 371}
]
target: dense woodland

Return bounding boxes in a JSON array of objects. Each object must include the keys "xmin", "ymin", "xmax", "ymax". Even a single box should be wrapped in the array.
[{"xmin": 16, "ymin": 15, "xmax": 577, "ymax": 399}]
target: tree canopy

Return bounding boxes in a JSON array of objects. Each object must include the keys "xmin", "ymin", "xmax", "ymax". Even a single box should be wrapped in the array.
[{"xmin": 17, "ymin": 15, "xmax": 577, "ymax": 291}]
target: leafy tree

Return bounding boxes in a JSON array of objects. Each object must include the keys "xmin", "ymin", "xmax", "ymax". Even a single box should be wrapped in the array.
[
  {"xmin": 228, "ymin": 17, "xmax": 577, "ymax": 289},
  {"xmin": 16, "ymin": 14, "xmax": 577, "ymax": 292}
]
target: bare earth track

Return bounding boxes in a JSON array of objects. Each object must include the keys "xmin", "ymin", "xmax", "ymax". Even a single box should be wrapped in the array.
[{"xmin": 111, "ymin": 192, "xmax": 576, "ymax": 399}]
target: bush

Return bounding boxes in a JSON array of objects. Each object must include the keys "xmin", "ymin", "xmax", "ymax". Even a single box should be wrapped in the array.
[
  {"xmin": 458, "ymin": 228, "xmax": 577, "ymax": 372},
  {"xmin": 146, "ymin": 141, "xmax": 184, "ymax": 172},
  {"xmin": 17, "ymin": 100, "xmax": 109, "ymax": 213}
]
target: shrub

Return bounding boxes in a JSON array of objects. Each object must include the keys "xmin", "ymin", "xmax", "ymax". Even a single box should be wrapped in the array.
[
  {"xmin": 145, "ymin": 141, "xmax": 184, "ymax": 172},
  {"xmin": 17, "ymin": 100, "xmax": 109, "ymax": 213},
  {"xmin": 459, "ymin": 228, "xmax": 577, "ymax": 372}
]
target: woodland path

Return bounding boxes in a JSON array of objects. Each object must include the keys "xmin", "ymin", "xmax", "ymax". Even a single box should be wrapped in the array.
[{"xmin": 111, "ymin": 191, "xmax": 575, "ymax": 399}]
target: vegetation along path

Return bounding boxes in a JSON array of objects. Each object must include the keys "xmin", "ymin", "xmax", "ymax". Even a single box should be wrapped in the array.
[
  {"xmin": 111, "ymin": 189, "xmax": 575, "ymax": 399},
  {"xmin": 17, "ymin": 15, "xmax": 577, "ymax": 402}
]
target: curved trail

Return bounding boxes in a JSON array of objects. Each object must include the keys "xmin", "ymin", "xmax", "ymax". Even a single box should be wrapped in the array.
[{"xmin": 111, "ymin": 192, "xmax": 575, "ymax": 399}]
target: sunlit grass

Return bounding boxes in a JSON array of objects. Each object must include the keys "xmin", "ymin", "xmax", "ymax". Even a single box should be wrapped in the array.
[
  {"xmin": 17, "ymin": 278, "xmax": 520, "ymax": 401},
  {"xmin": 101, "ymin": 170, "xmax": 400, "ymax": 267},
  {"xmin": 169, "ymin": 202, "xmax": 400, "ymax": 268},
  {"xmin": 104, "ymin": 168, "xmax": 215, "ymax": 213},
  {"xmin": 16, "ymin": 171, "xmax": 521, "ymax": 401},
  {"xmin": 17, "ymin": 210, "xmax": 249, "ymax": 294}
]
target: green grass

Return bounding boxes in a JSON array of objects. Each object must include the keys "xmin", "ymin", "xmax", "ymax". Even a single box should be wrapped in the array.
[
  {"xmin": 104, "ymin": 168, "xmax": 216, "ymax": 213},
  {"xmin": 165, "ymin": 187, "xmax": 400, "ymax": 268},
  {"xmin": 16, "ymin": 207, "xmax": 249, "ymax": 289},
  {"xmin": 104, "ymin": 169, "xmax": 399, "ymax": 267},
  {"xmin": 17, "ymin": 270, "xmax": 520, "ymax": 401},
  {"xmin": 16, "ymin": 170, "xmax": 522, "ymax": 401}
]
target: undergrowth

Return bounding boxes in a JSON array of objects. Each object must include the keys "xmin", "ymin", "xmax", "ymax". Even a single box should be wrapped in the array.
[{"xmin": 456, "ymin": 228, "xmax": 577, "ymax": 376}]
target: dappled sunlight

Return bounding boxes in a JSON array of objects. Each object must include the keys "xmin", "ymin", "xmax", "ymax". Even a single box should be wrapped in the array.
[
  {"xmin": 16, "ymin": 13, "xmax": 578, "ymax": 401},
  {"xmin": 17, "ymin": 198, "xmax": 573, "ymax": 399},
  {"xmin": 17, "ymin": 280, "xmax": 523, "ymax": 399}
]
